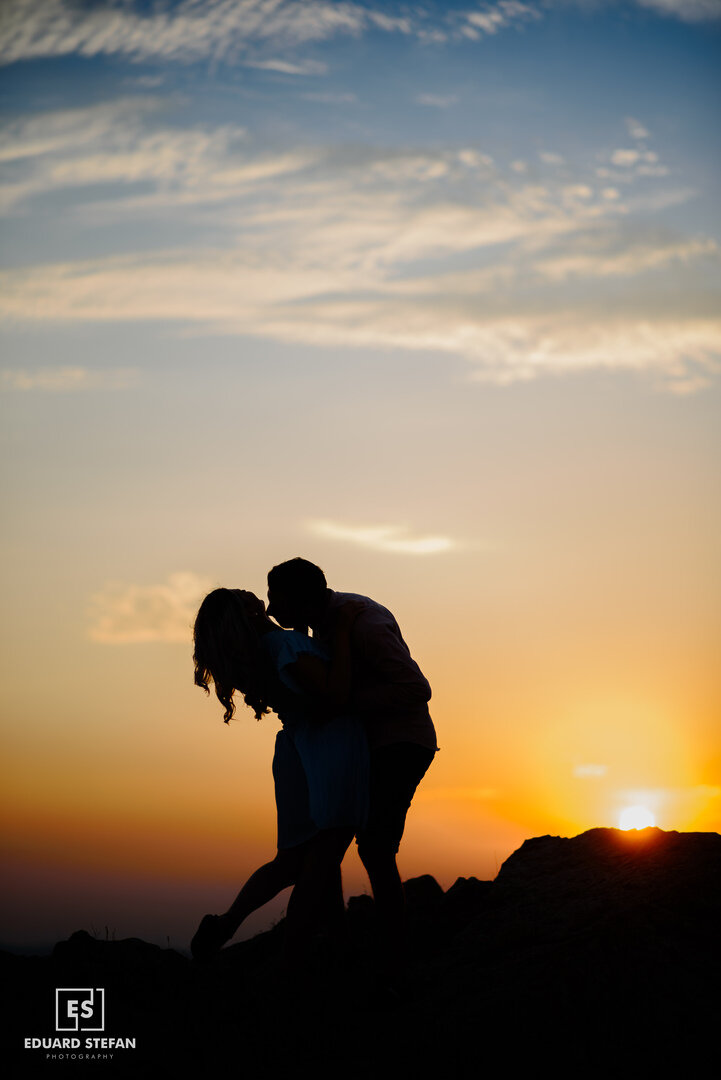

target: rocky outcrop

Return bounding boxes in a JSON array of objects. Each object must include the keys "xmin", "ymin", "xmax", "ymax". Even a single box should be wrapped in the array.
[{"xmin": 4, "ymin": 828, "xmax": 719, "ymax": 1077}]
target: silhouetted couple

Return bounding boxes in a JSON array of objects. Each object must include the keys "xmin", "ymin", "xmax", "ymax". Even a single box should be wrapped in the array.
[{"xmin": 191, "ymin": 558, "xmax": 437, "ymax": 989}]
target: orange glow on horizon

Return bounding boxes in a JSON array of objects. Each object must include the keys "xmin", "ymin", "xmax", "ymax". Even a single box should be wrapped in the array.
[{"xmin": 619, "ymin": 806, "xmax": 656, "ymax": 830}]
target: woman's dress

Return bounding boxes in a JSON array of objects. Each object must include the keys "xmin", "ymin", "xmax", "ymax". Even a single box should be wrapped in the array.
[{"xmin": 261, "ymin": 630, "xmax": 369, "ymax": 849}]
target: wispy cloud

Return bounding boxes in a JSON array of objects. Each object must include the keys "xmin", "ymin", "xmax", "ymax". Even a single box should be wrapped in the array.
[
  {"xmin": 574, "ymin": 764, "xmax": 608, "ymax": 778},
  {"xmin": 1, "ymin": 367, "xmax": 138, "ymax": 391},
  {"xmin": 0, "ymin": 0, "xmax": 551, "ymax": 72},
  {"xmin": 1, "ymin": 105, "xmax": 718, "ymax": 391},
  {"xmin": 2, "ymin": 235, "xmax": 717, "ymax": 392},
  {"xmin": 611, "ymin": 148, "xmax": 659, "ymax": 168},
  {"xmin": 534, "ymin": 235, "xmax": 718, "ymax": 281},
  {"xmin": 124, "ymin": 75, "xmax": 166, "ymax": 89},
  {"xmin": 307, "ymin": 520, "xmax": 458, "ymax": 555},
  {"xmin": 625, "ymin": 116, "xmax": 650, "ymax": 141},
  {"xmin": 415, "ymin": 93, "xmax": 459, "ymax": 108},
  {"xmin": 634, "ymin": 0, "xmax": 721, "ymax": 22},
  {"xmin": 88, "ymin": 571, "xmax": 212, "ymax": 643},
  {"xmin": 539, "ymin": 151, "xmax": 565, "ymax": 166},
  {"xmin": 599, "ymin": 126, "xmax": 670, "ymax": 183},
  {"xmin": 301, "ymin": 91, "xmax": 358, "ymax": 104},
  {"xmin": 0, "ymin": 0, "xmax": 716, "ymax": 74},
  {"xmin": 0, "ymin": 102, "xmax": 295, "ymax": 212},
  {"xmin": 462, "ymin": 315, "xmax": 721, "ymax": 392},
  {"xmin": 560, "ymin": 0, "xmax": 721, "ymax": 24},
  {"xmin": 244, "ymin": 57, "xmax": 328, "ymax": 75},
  {"xmin": 0, "ymin": 97, "xmax": 165, "ymax": 165},
  {"xmin": 456, "ymin": 1, "xmax": 542, "ymax": 40},
  {"xmin": 0, "ymin": 0, "xmax": 411, "ymax": 68},
  {"xmin": 0, "ymin": 0, "xmax": 354, "ymax": 66},
  {"xmin": 0, "ymin": 97, "xmax": 247, "ymax": 214}
]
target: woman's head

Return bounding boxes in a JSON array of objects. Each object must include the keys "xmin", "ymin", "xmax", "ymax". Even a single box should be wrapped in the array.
[{"xmin": 193, "ymin": 588, "xmax": 271, "ymax": 723}]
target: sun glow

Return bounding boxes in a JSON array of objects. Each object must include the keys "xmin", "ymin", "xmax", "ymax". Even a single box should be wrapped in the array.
[{"xmin": 619, "ymin": 805, "xmax": 656, "ymax": 831}]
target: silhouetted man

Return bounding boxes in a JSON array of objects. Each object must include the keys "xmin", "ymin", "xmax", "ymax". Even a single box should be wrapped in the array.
[{"xmin": 267, "ymin": 557, "xmax": 437, "ymax": 983}]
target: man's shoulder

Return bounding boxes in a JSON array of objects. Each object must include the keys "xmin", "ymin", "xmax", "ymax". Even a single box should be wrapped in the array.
[
  {"xmin": 330, "ymin": 591, "xmax": 396, "ymax": 622},
  {"xmin": 329, "ymin": 590, "xmax": 374, "ymax": 606}
]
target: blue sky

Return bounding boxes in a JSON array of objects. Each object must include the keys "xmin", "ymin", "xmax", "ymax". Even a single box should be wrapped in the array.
[{"xmin": 1, "ymin": 0, "xmax": 719, "ymax": 392}]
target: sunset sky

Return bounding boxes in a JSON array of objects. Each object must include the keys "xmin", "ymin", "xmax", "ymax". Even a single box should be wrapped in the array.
[{"xmin": 1, "ymin": 0, "xmax": 720, "ymax": 952}]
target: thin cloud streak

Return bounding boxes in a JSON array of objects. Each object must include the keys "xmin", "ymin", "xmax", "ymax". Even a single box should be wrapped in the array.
[
  {"xmin": 308, "ymin": 520, "xmax": 458, "ymax": 555},
  {"xmin": 458, "ymin": 1, "xmax": 541, "ymax": 40},
  {"xmin": 0, "ymin": 97, "xmax": 166, "ymax": 165},
  {"xmin": 574, "ymin": 764, "xmax": 608, "ymax": 778},
  {"xmin": 1, "ymin": 367, "xmax": 138, "ymax": 391},
  {"xmin": 634, "ymin": 0, "xmax": 721, "ymax": 21},
  {"xmin": 244, "ymin": 57, "xmax": 328, "ymax": 75},
  {"xmin": 534, "ymin": 236, "xmax": 719, "ymax": 281},
  {"xmin": 0, "ymin": 106, "xmax": 248, "ymax": 211},
  {"xmin": 415, "ymin": 94, "xmax": 460, "ymax": 108}
]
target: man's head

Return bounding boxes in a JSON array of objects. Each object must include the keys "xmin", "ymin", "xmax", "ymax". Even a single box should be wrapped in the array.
[{"xmin": 267, "ymin": 558, "xmax": 328, "ymax": 629}]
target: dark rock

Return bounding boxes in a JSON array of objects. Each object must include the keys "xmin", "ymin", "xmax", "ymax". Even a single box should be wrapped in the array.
[
  {"xmin": 419, "ymin": 828, "xmax": 721, "ymax": 1072},
  {"xmin": 404, "ymin": 873, "xmax": 444, "ymax": 909},
  {"xmin": 4, "ymin": 827, "xmax": 719, "ymax": 1076},
  {"xmin": 442, "ymin": 875, "xmax": 494, "ymax": 926},
  {"xmin": 346, "ymin": 892, "xmax": 375, "ymax": 920}
]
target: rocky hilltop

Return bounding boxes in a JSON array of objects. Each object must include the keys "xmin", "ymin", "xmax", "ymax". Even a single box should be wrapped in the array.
[{"xmin": 4, "ymin": 827, "xmax": 720, "ymax": 1077}]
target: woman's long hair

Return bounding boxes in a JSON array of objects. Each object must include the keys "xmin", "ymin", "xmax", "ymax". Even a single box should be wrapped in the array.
[{"xmin": 193, "ymin": 589, "xmax": 273, "ymax": 723}]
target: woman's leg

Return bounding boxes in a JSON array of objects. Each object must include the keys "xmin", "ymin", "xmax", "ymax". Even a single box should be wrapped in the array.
[
  {"xmin": 192, "ymin": 830, "xmax": 353, "ymax": 966},
  {"xmin": 221, "ymin": 846, "xmax": 304, "ymax": 937},
  {"xmin": 191, "ymin": 846, "xmax": 305, "ymax": 958},
  {"xmin": 283, "ymin": 828, "xmax": 353, "ymax": 968}
]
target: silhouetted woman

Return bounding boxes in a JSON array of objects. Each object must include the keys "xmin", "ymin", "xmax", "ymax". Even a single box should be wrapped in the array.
[{"xmin": 191, "ymin": 588, "xmax": 368, "ymax": 964}]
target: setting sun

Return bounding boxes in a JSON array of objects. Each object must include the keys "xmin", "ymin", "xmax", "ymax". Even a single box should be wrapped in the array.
[{"xmin": 619, "ymin": 806, "xmax": 656, "ymax": 831}]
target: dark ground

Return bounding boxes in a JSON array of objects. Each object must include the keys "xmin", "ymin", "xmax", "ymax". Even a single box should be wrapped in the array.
[{"xmin": 4, "ymin": 827, "xmax": 720, "ymax": 1078}]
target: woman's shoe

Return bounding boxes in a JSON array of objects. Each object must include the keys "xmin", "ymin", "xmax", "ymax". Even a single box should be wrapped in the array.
[{"xmin": 190, "ymin": 914, "xmax": 231, "ymax": 961}]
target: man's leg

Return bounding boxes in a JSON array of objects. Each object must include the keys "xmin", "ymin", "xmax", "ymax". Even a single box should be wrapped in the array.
[
  {"xmin": 356, "ymin": 846, "xmax": 406, "ymax": 979},
  {"xmin": 356, "ymin": 743, "xmax": 435, "ymax": 982}
]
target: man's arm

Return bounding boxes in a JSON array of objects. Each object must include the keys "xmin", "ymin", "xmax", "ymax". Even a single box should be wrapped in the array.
[
  {"xmin": 350, "ymin": 608, "xmax": 431, "ymax": 709},
  {"xmin": 284, "ymin": 603, "xmax": 362, "ymax": 709}
]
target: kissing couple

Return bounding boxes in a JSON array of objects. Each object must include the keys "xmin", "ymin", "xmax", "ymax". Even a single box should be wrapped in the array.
[{"xmin": 191, "ymin": 557, "xmax": 437, "ymax": 985}]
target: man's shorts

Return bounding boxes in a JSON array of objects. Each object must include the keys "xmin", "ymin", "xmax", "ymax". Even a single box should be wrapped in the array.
[{"xmin": 356, "ymin": 741, "xmax": 436, "ymax": 859}]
